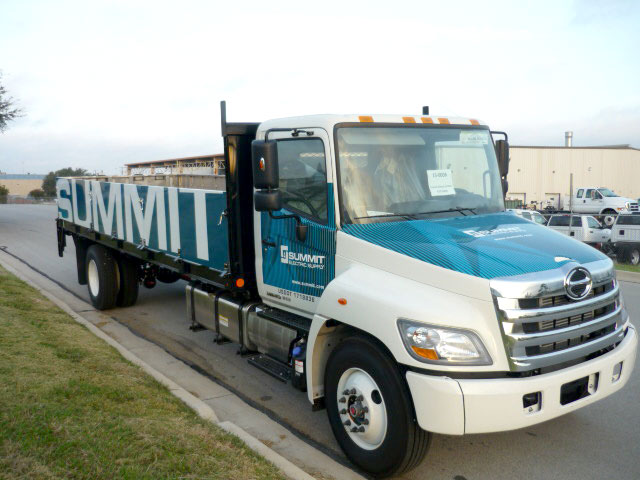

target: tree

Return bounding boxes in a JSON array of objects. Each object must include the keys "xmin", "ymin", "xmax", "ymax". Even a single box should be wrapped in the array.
[
  {"xmin": 29, "ymin": 188, "xmax": 46, "ymax": 199},
  {"xmin": 0, "ymin": 73, "xmax": 22, "ymax": 133},
  {"xmin": 41, "ymin": 167, "xmax": 90, "ymax": 197},
  {"xmin": 0, "ymin": 184, "xmax": 8, "ymax": 204}
]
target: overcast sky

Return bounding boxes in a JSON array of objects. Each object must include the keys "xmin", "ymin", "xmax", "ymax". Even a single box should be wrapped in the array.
[{"xmin": 1, "ymin": 0, "xmax": 639, "ymax": 175}]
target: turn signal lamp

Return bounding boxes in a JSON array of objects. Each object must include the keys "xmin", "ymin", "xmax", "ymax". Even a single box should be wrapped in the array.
[
  {"xmin": 235, "ymin": 278, "xmax": 245, "ymax": 288},
  {"xmin": 411, "ymin": 346, "xmax": 439, "ymax": 360},
  {"xmin": 338, "ymin": 298, "xmax": 347, "ymax": 305}
]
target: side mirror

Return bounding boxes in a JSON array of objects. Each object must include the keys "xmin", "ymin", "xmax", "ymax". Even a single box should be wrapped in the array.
[
  {"xmin": 254, "ymin": 190, "xmax": 282, "ymax": 212},
  {"xmin": 252, "ymin": 139, "xmax": 279, "ymax": 189},
  {"xmin": 495, "ymin": 139, "xmax": 509, "ymax": 178}
]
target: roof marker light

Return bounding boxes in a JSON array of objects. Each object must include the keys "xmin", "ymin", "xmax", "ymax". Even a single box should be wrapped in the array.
[
  {"xmin": 402, "ymin": 117, "xmax": 416, "ymax": 123},
  {"xmin": 421, "ymin": 117, "xmax": 433, "ymax": 124},
  {"xmin": 470, "ymin": 119, "xmax": 480, "ymax": 125},
  {"xmin": 438, "ymin": 118, "xmax": 450, "ymax": 124},
  {"xmin": 359, "ymin": 115, "xmax": 374, "ymax": 122}
]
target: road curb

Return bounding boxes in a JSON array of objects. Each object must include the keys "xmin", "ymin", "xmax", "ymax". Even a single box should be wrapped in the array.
[
  {"xmin": 0, "ymin": 253, "xmax": 316, "ymax": 480},
  {"xmin": 616, "ymin": 269, "xmax": 640, "ymax": 284}
]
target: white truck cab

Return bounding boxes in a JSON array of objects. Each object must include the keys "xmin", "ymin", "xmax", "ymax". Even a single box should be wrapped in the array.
[
  {"xmin": 567, "ymin": 187, "xmax": 639, "ymax": 224},
  {"xmin": 547, "ymin": 214, "xmax": 611, "ymax": 245}
]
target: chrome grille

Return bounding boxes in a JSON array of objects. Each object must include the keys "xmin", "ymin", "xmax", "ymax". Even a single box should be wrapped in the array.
[
  {"xmin": 490, "ymin": 260, "xmax": 628, "ymax": 371},
  {"xmin": 629, "ymin": 203, "xmax": 639, "ymax": 212}
]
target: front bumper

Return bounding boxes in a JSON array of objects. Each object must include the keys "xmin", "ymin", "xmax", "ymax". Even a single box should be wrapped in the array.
[{"xmin": 406, "ymin": 325, "xmax": 637, "ymax": 435}]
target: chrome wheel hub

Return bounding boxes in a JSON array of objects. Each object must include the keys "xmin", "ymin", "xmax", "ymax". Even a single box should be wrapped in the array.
[
  {"xmin": 88, "ymin": 259, "xmax": 99, "ymax": 296},
  {"xmin": 336, "ymin": 368, "xmax": 387, "ymax": 450}
]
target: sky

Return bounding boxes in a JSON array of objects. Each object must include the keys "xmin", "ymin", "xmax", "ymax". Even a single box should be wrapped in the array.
[{"xmin": 0, "ymin": 0, "xmax": 639, "ymax": 175}]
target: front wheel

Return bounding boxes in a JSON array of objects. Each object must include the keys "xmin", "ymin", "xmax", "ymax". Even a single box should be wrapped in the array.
[{"xmin": 325, "ymin": 336, "xmax": 431, "ymax": 477}]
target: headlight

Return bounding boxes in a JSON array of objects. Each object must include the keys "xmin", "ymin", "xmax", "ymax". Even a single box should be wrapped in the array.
[
  {"xmin": 397, "ymin": 320, "xmax": 492, "ymax": 365},
  {"xmin": 625, "ymin": 202, "xmax": 631, "ymax": 209}
]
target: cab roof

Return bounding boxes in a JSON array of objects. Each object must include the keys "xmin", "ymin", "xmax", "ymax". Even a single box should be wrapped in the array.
[{"xmin": 257, "ymin": 114, "xmax": 487, "ymax": 137}]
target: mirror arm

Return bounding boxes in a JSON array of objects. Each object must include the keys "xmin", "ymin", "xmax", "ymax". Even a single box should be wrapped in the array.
[{"xmin": 268, "ymin": 211, "xmax": 308, "ymax": 242}]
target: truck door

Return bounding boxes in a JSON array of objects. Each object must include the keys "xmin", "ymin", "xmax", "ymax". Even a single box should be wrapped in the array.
[
  {"xmin": 256, "ymin": 129, "xmax": 336, "ymax": 314},
  {"xmin": 580, "ymin": 189, "xmax": 594, "ymax": 213},
  {"xmin": 573, "ymin": 189, "xmax": 584, "ymax": 212},
  {"xmin": 570, "ymin": 216, "xmax": 584, "ymax": 241}
]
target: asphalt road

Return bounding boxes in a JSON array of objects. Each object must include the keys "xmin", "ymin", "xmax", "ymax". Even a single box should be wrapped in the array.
[{"xmin": 1, "ymin": 204, "xmax": 639, "ymax": 480}]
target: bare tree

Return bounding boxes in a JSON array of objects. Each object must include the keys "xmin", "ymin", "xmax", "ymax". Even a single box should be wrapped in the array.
[{"xmin": 0, "ymin": 73, "xmax": 23, "ymax": 133}]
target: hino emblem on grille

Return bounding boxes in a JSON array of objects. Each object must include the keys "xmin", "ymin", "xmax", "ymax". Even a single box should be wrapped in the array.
[{"xmin": 564, "ymin": 267, "xmax": 593, "ymax": 301}]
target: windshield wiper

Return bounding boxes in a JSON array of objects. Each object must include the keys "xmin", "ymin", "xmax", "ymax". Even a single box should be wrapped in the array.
[
  {"xmin": 353, "ymin": 213, "xmax": 417, "ymax": 220},
  {"xmin": 411, "ymin": 207, "xmax": 478, "ymax": 216}
]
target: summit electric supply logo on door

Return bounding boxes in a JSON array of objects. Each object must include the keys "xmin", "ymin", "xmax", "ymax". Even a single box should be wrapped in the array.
[{"xmin": 280, "ymin": 245, "xmax": 325, "ymax": 269}]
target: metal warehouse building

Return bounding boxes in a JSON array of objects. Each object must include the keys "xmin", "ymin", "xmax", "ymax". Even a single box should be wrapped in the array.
[{"xmin": 506, "ymin": 143, "xmax": 640, "ymax": 210}]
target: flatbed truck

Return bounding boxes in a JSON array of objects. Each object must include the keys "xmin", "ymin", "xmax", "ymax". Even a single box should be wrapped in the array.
[{"xmin": 56, "ymin": 102, "xmax": 637, "ymax": 477}]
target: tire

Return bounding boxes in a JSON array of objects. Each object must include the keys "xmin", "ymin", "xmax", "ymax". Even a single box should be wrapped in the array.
[
  {"xmin": 627, "ymin": 245, "xmax": 640, "ymax": 266},
  {"xmin": 86, "ymin": 244, "xmax": 118, "ymax": 310},
  {"xmin": 602, "ymin": 210, "xmax": 617, "ymax": 227},
  {"xmin": 156, "ymin": 268, "xmax": 181, "ymax": 284},
  {"xmin": 325, "ymin": 336, "xmax": 431, "ymax": 478},
  {"xmin": 116, "ymin": 255, "xmax": 139, "ymax": 307}
]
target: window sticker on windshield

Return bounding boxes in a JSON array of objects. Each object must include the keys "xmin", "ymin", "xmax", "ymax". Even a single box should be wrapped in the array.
[
  {"xmin": 460, "ymin": 130, "xmax": 489, "ymax": 144},
  {"xmin": 427, "ymin": 169, "xmax": 455, "ymax": 196}
]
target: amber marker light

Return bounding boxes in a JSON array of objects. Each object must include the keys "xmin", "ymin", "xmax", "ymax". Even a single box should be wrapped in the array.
[
  {"xmin": 438, "ymin": 118, "xmax": 450, "ymax": 124},
  {"xmin": 411, "ymin": 346, "xmax": 439, "ymax": 360},
  {"xmin": 338, "ymin": 298, "xmax": 347, "ymax": 305},
  {"xmin": 421, "ymin": 117, "xmax": 433, "ymax": 124},
  {"xmin": 470, "ymin": 119, "xmax": 480, "ymax": 125},
  {"xmin": 402, "ymin": 116, "xmax": 416, "ymax": 123},
  {"xmin": 235, "ymin": 278, "xmax": 245, "ymax": 288},
  {"xmin": 358, "ymin": 115, "xmax": 374, "ymax": 122}
]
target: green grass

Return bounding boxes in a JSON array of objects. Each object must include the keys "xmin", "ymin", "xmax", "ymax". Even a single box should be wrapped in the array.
[
  {"xmin": 0, "ymin": 266, "xmax": 285, "ymax": 480},
  {"xmin": 615, "ymin": 262, "xmax": 640, "ymax": 274}
]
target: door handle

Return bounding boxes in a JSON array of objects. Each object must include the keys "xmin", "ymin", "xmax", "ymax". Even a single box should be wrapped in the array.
[{"xmin": 262, "ymin": 239, "xmax": 276, "ymax": 248}]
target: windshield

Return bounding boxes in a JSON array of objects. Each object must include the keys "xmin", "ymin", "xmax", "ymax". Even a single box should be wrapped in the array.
[
  {"xmin": 336, "ymin": 126, "xmax": 504, "ymax": 223},
  {"xmin": 598, "ymin": 188, "xmax": 618, "ymax": 197},
  {"xmin": 531, "ymin": 212, "xmax": 547, "ymax": 225}
]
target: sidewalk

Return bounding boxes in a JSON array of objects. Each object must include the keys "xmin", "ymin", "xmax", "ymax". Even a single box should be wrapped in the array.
[{"xmin": 0, "ymin": 250, "xmax": 365, "ymax": 480}]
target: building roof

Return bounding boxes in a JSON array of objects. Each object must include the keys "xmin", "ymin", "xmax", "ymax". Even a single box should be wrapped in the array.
[
  {"xmin": 124, "ymin": 154, "xmax": 224, "ymax": 167},
  {"xmin": 0, "ymin": 174, "xmax": 45, "ymax": 180},
  {"xmin": 512, "ymin": 145, "xmax": 639, "ymax": 151}
]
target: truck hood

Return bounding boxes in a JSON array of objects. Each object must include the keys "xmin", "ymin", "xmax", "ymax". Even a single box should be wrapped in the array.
[{"xmin": 341, "ymin": 212, "xmax": 607, "ymax": 280}]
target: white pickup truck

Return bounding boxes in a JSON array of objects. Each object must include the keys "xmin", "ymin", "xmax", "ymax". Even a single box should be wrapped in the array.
[
  {"xmin": 563, "ymin": 187, "xmax": 639, "ymax": 225},
  {"xmin": 547, "ymin": 214, "xmax": 611, "ymax": 246}
]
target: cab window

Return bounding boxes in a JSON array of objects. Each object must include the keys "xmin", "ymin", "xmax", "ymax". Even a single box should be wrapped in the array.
[
  {"xmin": 571, "ymin": 216, "xmax": 582, "ymax": 227},
  {"xmin": 521, "ymin": 212, "xmax": 531, "ymax": 220},
  {"xmin": 585, "ymin": 189, "xmax": 593, "ymax": 199},
  {"xmin": 549, "ymin": 216, "xmax": 570, "ymax": 227},
  {"xmin": 576, "ymin": 189, "xmax": 584, "ymax": 198},
  {"xmin": 587, "ymin": 217, "xmax": 601, "ymax": 228},
  {"xmin": 276, "ymin": 138, "xmax": 328, "ymax": 222}
]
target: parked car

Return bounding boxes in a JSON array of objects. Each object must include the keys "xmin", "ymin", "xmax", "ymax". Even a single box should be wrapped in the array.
[
  {"xmin": 547, "ymin": 214, "xmax": 611, "ymax": 246},
  {"xmin": 507, "ymin": 208, "xmax": 547, "ymax": 225},
  {"xmin": 610, "ymin": 214, "xmax": 640, "ymax": 265}
]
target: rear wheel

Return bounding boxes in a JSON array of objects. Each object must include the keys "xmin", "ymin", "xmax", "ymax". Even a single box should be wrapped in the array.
[
  {"xmin": 325, "ymin": 336, "xmax": 431, "ymax": 478},
  {"xmin": 116, "ymin": 255, "xmax": 140, "ymax": 307},
  {"xmin": 86, "ymin": 244, "xmax": 118, "ymax": 310}
]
